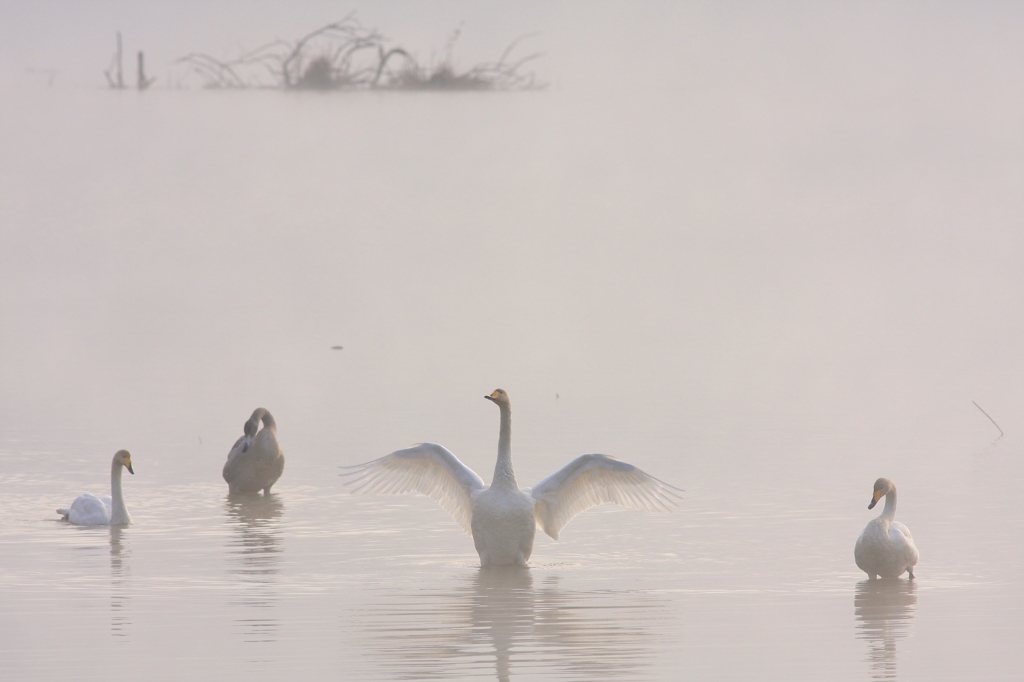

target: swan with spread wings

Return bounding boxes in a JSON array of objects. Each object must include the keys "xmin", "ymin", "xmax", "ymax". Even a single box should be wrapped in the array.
[{"xmin": 341, "ymin": 389, "xmax": 682, "ymax": 566}]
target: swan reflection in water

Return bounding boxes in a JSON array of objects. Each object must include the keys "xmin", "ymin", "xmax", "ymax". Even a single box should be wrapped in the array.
[
  {"xmin": 224, "ymin": 493, "xmax": 284, "ymax": 644},
  {"xmin": 854, "ymin": 579, "xmax": 918, "ymax": 680},
  {"xmin": 361, "ymin": 566, "xmax": 669, "ymax": 681},
  {"xmin": 109, "ymin": 526, "xmax": 130, "ymax": 639}
]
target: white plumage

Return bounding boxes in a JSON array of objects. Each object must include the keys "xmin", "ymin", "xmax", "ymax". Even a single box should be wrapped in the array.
[
  {"xmin": 530, "ymin": 453, "xmax": 678, "ymax": 540},
  {"xmin": 343, "ymin": 442, "xmax": 484, "ymax": 534},
  {"xmin": 57, "ymin": 450, "xmax": 134, "ymax": 526},
  {"xmin": 854, "ymin": 477, "xmax": 919, "ymax": 579},
  {"xmin": 342, "ymin": 389, "xmax": 681, "ymax": 566}
]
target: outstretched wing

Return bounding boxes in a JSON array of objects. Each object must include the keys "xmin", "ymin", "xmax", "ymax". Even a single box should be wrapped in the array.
[
  {"xmin": 340, "ymin": 443, "xmax": 486, "ymax": 535},
  {"xmin": 529, "ymin": 454, "xmax": 682, "ymax": 540}
]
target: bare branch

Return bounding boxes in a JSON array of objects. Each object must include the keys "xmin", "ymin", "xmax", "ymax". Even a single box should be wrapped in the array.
[
  {"xmin": 973, "ymin": 401, "xmax": 1004, "ymax": 438},
  {"xmin": 496, "ymin": 32, "xmax": 541, "ymax": 67}
]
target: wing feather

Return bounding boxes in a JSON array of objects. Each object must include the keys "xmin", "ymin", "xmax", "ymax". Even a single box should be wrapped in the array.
[
  {"xmin": 340, "ymin": 443, "xmax": 485, "ymax": 535},
  {"xmin": 529, "ymin": 454, "xmax": 681, "ymax": 540}
]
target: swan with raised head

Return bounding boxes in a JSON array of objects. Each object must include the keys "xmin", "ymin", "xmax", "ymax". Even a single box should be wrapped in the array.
[
  {"xmin": 223, "ymin": 408, "xmax": 285, "ymax": 495},
  {"xmin": 57, "ymin": 450, "xmax": 134, "ymax": 525},
  {"xmin": 854, "ymin": 477, "xmax": 919, "ymax": 579},
  {"xmin": 342, "ymin": 389, "xmax": 681, "ymax": 566}
]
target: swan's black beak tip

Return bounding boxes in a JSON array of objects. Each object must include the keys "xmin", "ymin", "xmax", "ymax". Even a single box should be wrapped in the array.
[
  {"xmin": 867, "ymin": 499, "xmax": 876, "ymax": 510},
  {"xmin": 484, "ymin": 395, "xmax": 495, "ymax": 402},
  {"xmin": 127, "ymin": 464, "xmax": 135, "ymax": 475}
]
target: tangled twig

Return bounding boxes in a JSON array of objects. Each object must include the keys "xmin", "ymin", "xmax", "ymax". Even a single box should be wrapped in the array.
[{"xmin": 176, "ymin": 19, "xmax": 543, "ymax": 91}]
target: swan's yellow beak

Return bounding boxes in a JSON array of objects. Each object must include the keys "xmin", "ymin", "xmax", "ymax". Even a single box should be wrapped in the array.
[
  {"xmin": 124, "ymin": 457, "xmax": 134, "ymax": 475},
  {"xmin": 868, "ymin": 489, "xmax": 882, "ymax": 509}
]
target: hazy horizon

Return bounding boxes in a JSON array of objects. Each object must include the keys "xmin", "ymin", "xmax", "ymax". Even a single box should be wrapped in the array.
[{"xmin": 2, "ymin": 3, "xmax": 1024, "ymax": 680}]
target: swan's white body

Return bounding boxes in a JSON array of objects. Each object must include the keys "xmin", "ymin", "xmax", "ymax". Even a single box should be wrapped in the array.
[
  {"xmin": 342, "ymin": 389, "xmax": 681, "ymax": 566},
  {"xmin": 57, "ymin": 450, "xmax": 134, "ymax": 526},
  {"xmin": 855, "ymin": 477, "xmax": 919, "ymax": 579},
  {"xmin": 471, "ymin": 483, "xmax": 537, "ymax": 567},
  {"xmin": 223, "ymin": 408, "xmax": 285, "ymax": 495}
]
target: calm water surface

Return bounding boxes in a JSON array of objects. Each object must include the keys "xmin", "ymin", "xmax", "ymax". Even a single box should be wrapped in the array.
[{"xmin": 3, "ymin": 13, "xmax": 1024, "ymax": 678}]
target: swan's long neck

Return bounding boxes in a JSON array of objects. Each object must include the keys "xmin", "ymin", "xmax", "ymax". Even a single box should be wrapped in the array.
[
  {"xmin": 251, "ymin": 408, "xmax": 276, "ymax": 434},
  {"xmin": 491, "ymin": 404, "xmax": 517, "ymax": 489},
  {"xmin": 879, "ymin": 488, "xmax": 897, "ymax": 523},
  {"xmin": 110, "ymin": 461, "xmax": 130, "ymax": 524}
]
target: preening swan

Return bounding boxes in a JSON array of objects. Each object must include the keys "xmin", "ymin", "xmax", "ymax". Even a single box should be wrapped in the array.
[
  {"xmin": 223, "ymin": 408, "xmax": 285, "ymax": 495},
  {"xmin": 342, "ymin": 389, "xmax": 681, "ymax": 566},
  {"xmin": 854, "ymin": 477, "xmax": 919, "ymax": 579},
  {"xmin": 56, "ymin": 450, "xmax": 134, "ymax": 525}
]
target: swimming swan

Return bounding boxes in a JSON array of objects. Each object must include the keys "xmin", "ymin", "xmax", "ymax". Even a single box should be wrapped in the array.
[
  {"xmin": 223, "ymin": 408, "xmax": 285, "ymax": 495},
  {"xmin": 342, "ymin": 389, "xmax": 681, "ymax": 566},
  {"xmin": 854, "ymin": 477, "xmax": 919, "ymax": 579},
  {"xmin": 57, "ymin": 450, "xmax": 134, "ymax": 525}
]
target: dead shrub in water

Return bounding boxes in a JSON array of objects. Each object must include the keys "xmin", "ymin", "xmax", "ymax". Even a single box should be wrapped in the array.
[
  {"xmin": 380, "ymin": 29, "xmax": 542, "ymax": 91},
  {"xmin": 176, "ymin": 17, "xmax": 542, "ymax": 91}
]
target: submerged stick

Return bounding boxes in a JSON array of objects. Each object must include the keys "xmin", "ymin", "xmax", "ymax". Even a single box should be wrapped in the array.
[{"xmin": 973, "ymin": 401, "xmax": 1004, "ymax": 438}]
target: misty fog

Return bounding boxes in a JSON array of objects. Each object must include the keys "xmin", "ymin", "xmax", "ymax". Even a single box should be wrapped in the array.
[{"xmin": 2, "ymin": 3, "xmax": 1023, "ymax": 680}]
